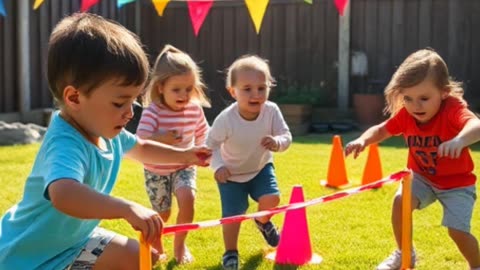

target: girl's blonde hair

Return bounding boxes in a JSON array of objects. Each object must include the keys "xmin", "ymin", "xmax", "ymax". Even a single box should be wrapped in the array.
[
  {"xmin": 384, "ymin": 48, "xmax": 464, "ymax": 116},
  {"xmin": 144, "ymin": 44, "xmax": 210, "ymax": 107},
  {"xmin": 226, "ymin": 55, "xmax": 276, "ymax": 89}
]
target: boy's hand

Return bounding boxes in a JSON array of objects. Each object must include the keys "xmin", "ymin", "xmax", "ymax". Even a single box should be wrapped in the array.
[
  {"xmin": 261, "ymin": 136, "xmax": 279, "ymax": 152},
  {"xmin": 438, "ymin": 137, "xmax": 465, "ymax": 159},
  {"xmin": 214, "ymin": 166, "xmax": 231, "ymax": 183},
  {"xmin": 124, "ymin": 202, "xmax": 163, "ymax": 247},
  {"xmin": 188, "ymin": 146, "xmax": 212, "ymax": 166},
  {"xmin": 345, "ymin": 139, "xmax": 366, "ymax": 159},
  {"xmin": 152, "ymin": 130, "xmax": 182, "ymax": 145}
]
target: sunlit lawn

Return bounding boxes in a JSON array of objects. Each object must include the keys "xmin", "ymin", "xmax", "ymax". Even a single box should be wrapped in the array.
[{"xmin": 1, "ymin": 133, "xmax": 479, "ymax": 269}]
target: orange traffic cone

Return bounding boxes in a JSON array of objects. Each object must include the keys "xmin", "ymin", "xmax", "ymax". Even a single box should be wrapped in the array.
[
  {"xmin": 266, "ymin": 185, "xmax": 322, "ymax": 265},
  {"xmin": 320, "ymin": 135, "xmax": 350, "ymax": 188},
  {"xmin": 361, "ymin": 143, "xmax": 383, "ymax": 185}
]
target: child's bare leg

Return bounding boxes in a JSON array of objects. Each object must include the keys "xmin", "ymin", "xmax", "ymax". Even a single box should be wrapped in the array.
[
  {"xmin": 173, "ymin": 187, "xmax": 195, "ymax": 263},
  {"xmin": 391, "ymin": 194, "xmax": 419, "ymax": 250},
  {"xmin": 150, "ymin": 209, "xmax": 170, "ymax": 257},
  {"xmin": 448, "ymin": 228, "xmax": 480, "ymax": 268},
  {"xmin": 255, "ymin": 194, "xmax": 280, "ymax": 223},
  {"xmin": 93, "ymin": 235, "xmax": 159, "ymax": 270},
  {"xmin": 223, "ymin": 222, "xmax": 241, "ymax": 251}
]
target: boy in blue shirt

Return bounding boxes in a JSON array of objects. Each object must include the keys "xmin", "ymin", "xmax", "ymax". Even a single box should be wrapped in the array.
[{"xmin": 0, "ymin": 13, "xmax": 211, "ymax": 270}]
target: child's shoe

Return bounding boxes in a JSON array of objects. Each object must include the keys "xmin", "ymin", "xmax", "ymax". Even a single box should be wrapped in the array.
[
  {"xmin": 376, "ymin": 249, "xmax": 416, "ymax": 270},
  {"xmin": 222, "ymin": 250, "xmax": 239, "ymax": 270},
  {"xmin": 255, "ymin": 219, "xmax": 280, "ymax": 247}
]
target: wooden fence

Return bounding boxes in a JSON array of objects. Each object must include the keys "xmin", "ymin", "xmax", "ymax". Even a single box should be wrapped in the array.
[{"xmin": 1, "ymin": 0, "xmax": 479, "ymax": 122}]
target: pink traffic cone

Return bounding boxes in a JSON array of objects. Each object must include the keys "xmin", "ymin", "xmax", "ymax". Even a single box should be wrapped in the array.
[{"xmin": 266, "ymin": 185, "xmax": 322, "ymax": 265}]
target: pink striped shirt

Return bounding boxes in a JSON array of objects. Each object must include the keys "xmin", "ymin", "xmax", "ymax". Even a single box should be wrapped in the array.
[{"xmin": 136, "ymin": 102, "xmax": 209, "ymax": 175}]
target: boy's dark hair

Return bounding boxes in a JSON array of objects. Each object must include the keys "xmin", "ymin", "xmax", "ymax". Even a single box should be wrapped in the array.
[{"xmin": 47, "ymin": 13, "xmax": 149, "ymax": 107}]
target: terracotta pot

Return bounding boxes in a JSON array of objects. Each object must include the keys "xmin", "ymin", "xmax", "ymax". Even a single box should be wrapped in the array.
[
  {"xmin": 353, "ymin": 93, "xmax": 386, "ymax": 125},
  {"xmin": 278, "ymin": 104, "xmax": 312, "ymax": 135}
]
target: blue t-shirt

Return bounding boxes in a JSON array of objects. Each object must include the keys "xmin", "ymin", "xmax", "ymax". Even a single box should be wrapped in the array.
[{"xmin": 0, "ymin": 112, "xmax": 137, "ymax": 270}]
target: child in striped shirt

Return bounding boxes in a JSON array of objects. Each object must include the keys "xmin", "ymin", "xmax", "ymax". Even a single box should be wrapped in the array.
[{"xmin": 136, "ymin": 45, "xmax": 210, "ymax": 264}]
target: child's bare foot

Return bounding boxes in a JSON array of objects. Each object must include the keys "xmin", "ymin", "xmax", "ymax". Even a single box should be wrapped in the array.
[
  {"xmin": 152, "ymin": 247, "xmax": 168, "ymax": 263},
  {"xmin": 174, "ymin": 245, "xmax": 194, "ymax": 264},
  {"xmin": 158, "ymin": 253, "xmax": 168, "ymax": 262}
]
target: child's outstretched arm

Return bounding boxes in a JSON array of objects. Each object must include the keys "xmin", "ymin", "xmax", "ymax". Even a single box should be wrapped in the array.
[
  {"xmin": 126, "ymin": 138, "xmax": 211, "ymax": 167},
  {"xmin": 438, "ymin": 117, "xmax": 480, "ymax": 158},
  {"xmin": 48, "ymin": 179, "xmax": 163, "ymax": 247},
  {"xmin": 345, "ymin": 121, "xmax": 392, "ymax": 159}
]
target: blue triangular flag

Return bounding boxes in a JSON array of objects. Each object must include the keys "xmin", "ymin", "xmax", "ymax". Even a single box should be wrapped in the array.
[
  {"xmin": 0, "ymin": 0, "xmax": 7, "ymax": 17},
  {"xmin": 117, "ymin": 0, "xmax": 135, "ymax": 8}
]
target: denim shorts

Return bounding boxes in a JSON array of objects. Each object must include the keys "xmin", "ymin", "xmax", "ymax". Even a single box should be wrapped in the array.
[
  {"xmin": 218, "ymin": 163, "xmax": 280, "ymax": 217},
  {"xmin": 397, "ymin": 173, "xmax": 476, "ymax": 233},
  {"xmin": 144, "ymin": 167, "xmax": 196, "ymax": 212},
  {"xmin": 65, "ymin": 227, "xmax": 116, "ymax": 270}
]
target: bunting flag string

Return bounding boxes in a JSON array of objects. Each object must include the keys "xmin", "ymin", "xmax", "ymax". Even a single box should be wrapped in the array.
[
  {"xmin": 245, "ymin": 0, "xmax": 269, "ymax": 34},
  {"xmin": 1, "ymin": 0, "xmax": 348, "ymax": 34},
  {"xmin": 117, "ymin": 0, "xmax": 135, "ymax": 8},
  {"xmin": 152, "ymin": 0, "xmax": 170, "ymax": 16},
  {"xmin": 335, "ymin": 0, "xmax": 348, "ymax": 16},
  {"xmin": 33, "ymin": 0, "xmax": 44, "ymax": 10},
  {"xmin": 0, "ymin": 0, "xmax": 6, "ymax": 17},
  {"xmin": 187, "ymin": 0, "xmax": 213, "ymax": 36},
  {"xmin": 81, "ymin": 0, "xmax": 100, "ymax": 12}
]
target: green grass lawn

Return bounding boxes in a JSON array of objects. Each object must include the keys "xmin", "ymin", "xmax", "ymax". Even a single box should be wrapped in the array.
[{"xmin": 1, "ymin": 133, "xmax": 479, "ymax": 270}]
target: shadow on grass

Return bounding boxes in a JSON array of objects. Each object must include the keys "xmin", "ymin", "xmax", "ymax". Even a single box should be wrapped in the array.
[
  {"xmin": 241, "ymin": 253, "xmax": 264, "ymax": 270},
  {"xmin": 273, "ymin": 264, "xmax": 300, "ymax": 270},
  {"xmin": 194, "ymin": 252, "xmax": 264, "ymax": 270}
]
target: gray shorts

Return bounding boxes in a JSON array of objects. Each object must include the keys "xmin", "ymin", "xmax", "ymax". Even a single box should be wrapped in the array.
[
  {"xmin": 65, "ymin": 227, "xmax": 116, "ymax": 270},
  {"xmin": 144, "ymin": 167, "xmax": 196, "ymax": 212},
  {"xmin": 397, "ymin": 173, "xmax": 476, "ymax": 233}
]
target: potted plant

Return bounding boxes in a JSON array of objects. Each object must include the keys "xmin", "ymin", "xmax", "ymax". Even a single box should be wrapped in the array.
[
  {"xmin": 352, "ymin": 79, "xmax": 386, "ymax": 126},
  {"xmin": 272, "ymin": 82, "xmax": 328, "ymax": 136}
]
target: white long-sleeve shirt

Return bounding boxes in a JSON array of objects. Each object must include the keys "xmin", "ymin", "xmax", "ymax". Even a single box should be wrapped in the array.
[{"xmin": 206, "ymin": 101, "xmax": 292, "ymax": 182}]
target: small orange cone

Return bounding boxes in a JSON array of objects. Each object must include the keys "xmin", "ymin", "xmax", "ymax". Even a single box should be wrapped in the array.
[
  {"xmin": 320, "ymin": 135, "xmax": 349, "ymax": 188},
  {"xmin": 361, "ymin": 143, "xmax": 383, "ymax": 185},
  {"xmin": 266, "ymin": 185, "xmax": 322, "ymax": 265}
]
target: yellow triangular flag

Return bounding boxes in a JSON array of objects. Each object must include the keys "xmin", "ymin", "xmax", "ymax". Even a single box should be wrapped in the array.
[
  {"xmin": 245, "ymin": 0, "xmax": 269, "ymax": 34},
  {"xmin": 152, "ymin": 0, "xmax": 170, "ymax": 16},
  {"xmin": 33, "ymin": 0, "xmax": 44, "ymax": 10}
]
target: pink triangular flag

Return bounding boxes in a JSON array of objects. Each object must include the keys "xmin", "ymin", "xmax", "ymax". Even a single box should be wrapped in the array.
[
  {"xmin": 334, "ymin": 0, "xmax": 348, "ymax": 16},
  {"xmin": 81, "ymin": 0, "xmax": 100, "ymax": 12},
  {"xmin": 187, "ymin": 0, "xmax": 213, "ymax": 36}
]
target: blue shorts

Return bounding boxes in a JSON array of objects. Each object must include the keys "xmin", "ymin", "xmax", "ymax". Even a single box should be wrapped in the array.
[{"xmin": 218, "ymin": 163, "xmax": 280, "ymax": 217}]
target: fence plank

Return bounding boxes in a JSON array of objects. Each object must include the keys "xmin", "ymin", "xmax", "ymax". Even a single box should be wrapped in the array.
[
  {"xmin": 3, "ymin": 0, "xmax": 16, "ymax": 112},
  {"xmin": 1, "ymin": 0, "xmax": 480, "ymax": 118},
  {"xmin": 365, "ymin": 0, "xmax": 378, "ymax": 79},
  {"xmin": 418, "ymin": 0, "xmax": 432, "ymax": 48},
  {"xmin": 377, "ymin": 0, "xmax": 392, "ymax": 80}
]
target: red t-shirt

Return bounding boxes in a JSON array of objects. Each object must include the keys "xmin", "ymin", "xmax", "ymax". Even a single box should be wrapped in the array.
[{"xmin": 385, "ymin": 97, "xmax": 477, "ymax": 189}]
